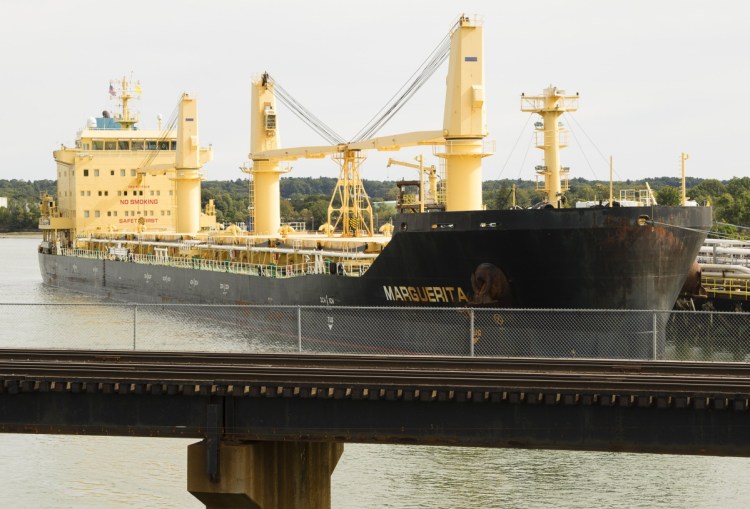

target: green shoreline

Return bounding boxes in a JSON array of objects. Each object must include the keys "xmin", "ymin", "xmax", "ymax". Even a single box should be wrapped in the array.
[{"xmin": 0, "ymin": 231, "xmax": 41, "ymax": 237}]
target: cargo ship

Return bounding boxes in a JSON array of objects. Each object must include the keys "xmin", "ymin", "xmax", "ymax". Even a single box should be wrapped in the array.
[{"xmin": 38, "ymin": 16, "xmax": 711, "ymax": 318}]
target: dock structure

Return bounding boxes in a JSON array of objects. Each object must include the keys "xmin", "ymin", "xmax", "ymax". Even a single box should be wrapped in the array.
[{"xmin": 2, "ymin": 350, "xmax": 750, "ymax": 507}]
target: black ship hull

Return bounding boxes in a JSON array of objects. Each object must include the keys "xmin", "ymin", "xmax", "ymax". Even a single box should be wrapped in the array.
[
  {"xmin": 39, "ymin": 207, "xmax": 712, "ymax": 310},
  {"xmin": 38, "ymin": 206, "xmax": 712, "ymax": 358}
]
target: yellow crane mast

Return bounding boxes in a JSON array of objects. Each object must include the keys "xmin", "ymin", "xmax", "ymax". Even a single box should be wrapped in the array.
[{"xmin": 521, "ymin": 86, "xmax": 579, "ymax": 208}]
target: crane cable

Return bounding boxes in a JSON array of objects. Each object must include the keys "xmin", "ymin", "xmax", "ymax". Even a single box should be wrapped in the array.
[
  {"xmin": 495, "ymin": 113, "xmax": 533, "ymax": 179},
  {"xmin": 137, "ymin": 101, "xmax": 179, "ymax": 171},
  {"xmin": 265, "ymin": 19, "xmax": 457, "ymax": 147},
  {"xmin": 351, "ymin": 22, "xmax": 456, "ymax": 143},
  {"xmin": 268, "ymin": 76, "xmax": 345, "ymax": 146}
]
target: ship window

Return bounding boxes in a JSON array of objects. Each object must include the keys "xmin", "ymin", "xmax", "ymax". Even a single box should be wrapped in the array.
[
  {"xmin": 104, "ymin": 141, "xmax": 116, "ymax": 150},
  {"xmin": 160, "ymin": 210, "xmax": 164, "ymax": 216},
  {"xmin": 80, "ymin": 191, "xmax": 84, "ymax": 197},
  {"xmin": 83, "ymin": 210, "xmax": 89, "ymax": 218},
  {"xmin": 167, "ymin": 210, "xmax": 171, "ymax": 216},
  {"xmin": 104, "ymin": 191, "xmax": 108, "ymax": 196},
  {"xmin": 137, "ymin": 210, "xmax": 141, "ymax": 215},
  {"xmin": 158, "ymin": 141, "xmax": 169, "ymax": 150},
  {"xmin": 92, "ymin": 140, "xmax": 103, "ymax": 150},
  {"xmin": 146, "ymin": 140, "xmax": 157, "ymax": 150},
  {"xmin": 151, "ymin": 210, "xmax": 155, "ymax": 216},
  {"xmin": 94, "ymin": 169, "xmax": 100, "ymax": 177},
  {"xmin": 95, "ymin": 210, "xmax": 100, "ymax": 218},
  {"xmin": 118, "ymin": 140, "xmax": 130, "ymax": 150},
  {"xmin": 113, "ymin": 211, "xmax": 117, "ymax": 217},
  {"xmin": 117, "ymin": 191, "xmax": 121, "ymax": 196},
  {"xmin": 83, "ymin": 143, "xmax": 89, "ymax": 150},
  {"xmin": 170, "ymin": 141, "xmax": 176, "ymax": 150},
  {"xmin": 120, "ymin": 169, "xmax": 126, "ymax": 176},
  {"xmin": 131, "ymin": 141, "xmax": 144, "ymax": 151},
  {"xmin": 107, "ymin": 211, "xmax": 111, "ymax": 217},
  {"xmin": 150, "ymin": 190, "xmax": 154, "ymax": 196},
  {"xmin": 83, "ymin": 169, "xmax": 89, "ymax": 177},
  {"xmin": 156, "ymin": 190, "xmax": 160, "ymax": 196},
  {"xmin": 139, "ymin": 190, "xmax": 143, "ymax": 196},
  {"xmin": 131, "ymin": 169, "xmax": 136, "ymax": 177},
  {"xmin": 124, "ymin": 191, "xmax": 128, "ymax": 196},
  {"xmin": 86, "ymin": 191, "xmax": 91, "ymax": 196},
  {"xmin": 169, "ymin": 190, "xmax": 173, "ymax": 196},
  {"xmin": 110, "ymin": 170, "xmax": 114, "ymax": 176},
  {"xmin": 98, "ymin": 191, "xmax": 102, "ymax": 196}
]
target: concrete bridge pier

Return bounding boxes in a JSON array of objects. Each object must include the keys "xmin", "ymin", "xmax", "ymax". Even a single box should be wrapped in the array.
[{"xmin": 188, "ymin": 440, "xmax": 344, "ymax": 509}]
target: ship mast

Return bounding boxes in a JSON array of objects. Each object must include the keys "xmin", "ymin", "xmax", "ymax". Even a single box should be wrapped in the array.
[
  {"xmin": 521, "ymin": 86, "xmax": 579, "ymax": 208},
  {"xmin": 111, "ymin": 76, "xmax": 140, "ymax": 130}
]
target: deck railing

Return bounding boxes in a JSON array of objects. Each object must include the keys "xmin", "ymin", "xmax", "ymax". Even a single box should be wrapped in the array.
[{"xmin": 58, "ymin": 248, "xmax": 369, "ymax": 278}]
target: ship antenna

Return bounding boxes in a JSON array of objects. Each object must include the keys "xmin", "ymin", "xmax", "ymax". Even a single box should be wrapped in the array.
[
  {"xmin": 681, "ymin": 152, "xmax": 690, "ymax": 206},
  {"xmin": 110, "ymin": 75, "xmax": 140, "ymax": 130}
]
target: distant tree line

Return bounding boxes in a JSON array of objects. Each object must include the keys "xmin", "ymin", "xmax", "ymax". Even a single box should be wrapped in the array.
[
  {"xmin": 3, "ymin": 176, "xmax": 750, "ymax": 234},
  {"xmin": 0, "ymin": 179, "xmax": 55, "ymax": 231}
]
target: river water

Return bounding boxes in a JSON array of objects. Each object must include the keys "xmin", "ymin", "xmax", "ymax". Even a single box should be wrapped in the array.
[{"xmin": 1, "ymin": 235, "xmax": 749, "ymax": 508}]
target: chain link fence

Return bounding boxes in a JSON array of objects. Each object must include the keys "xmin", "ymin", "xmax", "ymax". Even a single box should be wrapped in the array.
[{"xmin": 1, "ymin": 304, "xmax": 749, "ymax": 362}]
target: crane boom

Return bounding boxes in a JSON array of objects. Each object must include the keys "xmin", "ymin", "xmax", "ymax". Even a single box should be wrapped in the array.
[{"xmin": 251, "ymin": 130, "xmax": 445, "ymax": 161}]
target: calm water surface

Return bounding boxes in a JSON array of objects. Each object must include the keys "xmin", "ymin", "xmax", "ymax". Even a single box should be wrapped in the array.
[{"xmin": 1, "ymin": 235, "xmax": 749, "ymax": 508}]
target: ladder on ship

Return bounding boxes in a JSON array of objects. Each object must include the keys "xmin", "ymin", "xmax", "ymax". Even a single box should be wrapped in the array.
[{"xmin": 241, "ymin": 163, "xmax": 255, "ymax": 233}]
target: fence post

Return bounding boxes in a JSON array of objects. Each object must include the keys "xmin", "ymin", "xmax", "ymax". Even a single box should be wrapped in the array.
[
  {"xmin": 469, "ymin": 309, "xmax": 475, "ymax": 357},
  {"xmin": 133, "ymin": 304, "xmax": 138, "ymax": 351},
  {"xmin": 652, "ymin": 312, "xmax": 657, "ymax": 360},
  {"xmin": 297, "ymin": 306, "xmax": 303, "ymax": 352}
]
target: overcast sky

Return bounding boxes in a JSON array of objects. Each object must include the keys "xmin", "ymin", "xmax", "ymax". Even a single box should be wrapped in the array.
[{"xmin": 1, "ymin": 0, "xmax": 747, "ymax": 184}]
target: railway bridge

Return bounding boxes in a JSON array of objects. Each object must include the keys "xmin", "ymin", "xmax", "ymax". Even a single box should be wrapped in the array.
[{"xmin": 2, "ymin": 349, "xmax": 750, "ymax": 508}]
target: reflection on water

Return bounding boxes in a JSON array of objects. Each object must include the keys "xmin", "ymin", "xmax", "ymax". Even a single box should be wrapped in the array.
[
  {"xmin": 334, "ymin": 445, "xmax": 750, "ymax": 509},
  {"xmin": 3, "ymin": 236, "xmax": 750, "ymax": 508}
]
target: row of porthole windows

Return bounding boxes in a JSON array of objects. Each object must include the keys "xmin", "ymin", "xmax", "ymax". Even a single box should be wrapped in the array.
[
  {"xmin": 82, "ymin": 169, "xmax": 139, "ymax": 177},
  {"xmin": 78, "ymin": 190, "xmax": 170, "ymax": 197},
  {"xmin": 81, "ymin": 140, "xmax": 177, "ymax": 151},
  {"xmin": 82, "ymin": 210, "xmax": 172, "ymax": 218},
  {"xmin": 60, "ymin": 169, "xmax": 173, "ymax": 178}
]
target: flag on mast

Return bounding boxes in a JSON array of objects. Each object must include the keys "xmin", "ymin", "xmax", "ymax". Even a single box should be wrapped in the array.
[{"xmin": 109, "ymin": 83, "xmax": 116, "ymax": 97}]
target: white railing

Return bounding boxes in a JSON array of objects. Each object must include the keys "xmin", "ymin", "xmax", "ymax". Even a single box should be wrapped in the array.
[{"xmin": 58, "ymin": 248, "xmax": 368, "ymax": 278}]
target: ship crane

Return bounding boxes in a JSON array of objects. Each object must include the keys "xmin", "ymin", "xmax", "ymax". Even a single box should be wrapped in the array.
[
  {"xmin": 248, "ymin": 15, "xmax": 493, "ymax": 238},
  {"xmin": 386, "ymin": 156, "xmax": 442, "ymax": 213}
]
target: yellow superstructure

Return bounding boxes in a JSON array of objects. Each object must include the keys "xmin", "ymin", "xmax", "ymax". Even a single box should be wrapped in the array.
[{"xmin": 42, "ymin": 78, "xmax": 214, "ymax": 241}]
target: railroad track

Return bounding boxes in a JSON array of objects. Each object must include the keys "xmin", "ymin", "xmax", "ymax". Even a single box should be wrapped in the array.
[{"xmin": 1, "ymin": 349, "xmax": 749, "ymax": 396}]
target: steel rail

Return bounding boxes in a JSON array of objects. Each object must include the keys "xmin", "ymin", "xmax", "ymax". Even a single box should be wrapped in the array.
[
  {"xmin": 1, "ymin": 349, "xmax": 750, "ymax": 376},
  {"xmin": 1, "ymin": 353, "xmax": 750, "ymax": 395}
]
